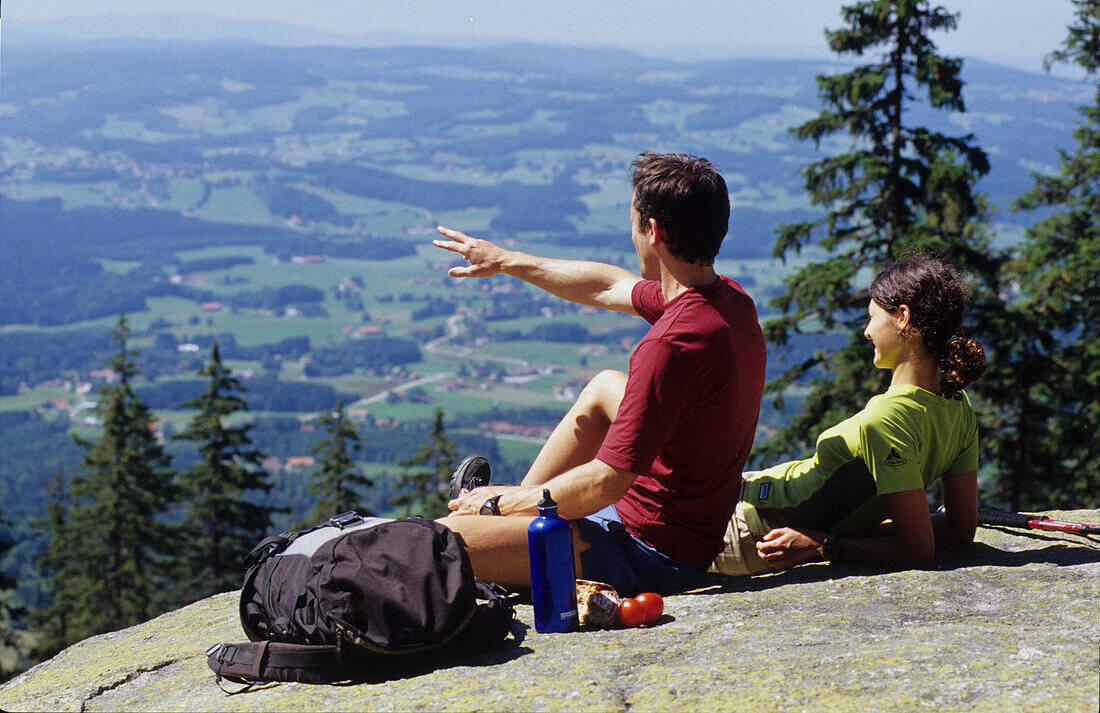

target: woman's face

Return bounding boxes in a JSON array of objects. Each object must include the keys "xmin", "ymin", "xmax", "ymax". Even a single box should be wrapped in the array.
[{"xmin": 864, "ymin": 299, "xmax": 905, "ymax": 369}]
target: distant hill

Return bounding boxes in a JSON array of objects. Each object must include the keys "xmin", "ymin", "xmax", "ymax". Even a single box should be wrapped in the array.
[
  {"xmin": 0, "ymin": 37, "xmax": 1088, "ymax": 618},
  {"xmin": 2, "ymin": 42, "xmax": 1083, "ymax": 304},
  {"xmin": 4, "ymin": 15, "xmax": 369, "ymax": 48}
]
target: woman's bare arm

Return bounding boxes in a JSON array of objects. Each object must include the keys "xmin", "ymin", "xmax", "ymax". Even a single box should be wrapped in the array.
[
  {"xmin": 756, "ymin": 487, "xmax": 937, "ymax": 570},
  {"xmin": 932, "ymin": 470, "xmax": 978, "ymax": 550}
]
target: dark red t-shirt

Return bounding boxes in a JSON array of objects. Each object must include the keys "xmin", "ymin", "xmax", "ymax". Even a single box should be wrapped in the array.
[{"xmin": 596, "ymin": 277, "xmax": 766, "ymax": 572}]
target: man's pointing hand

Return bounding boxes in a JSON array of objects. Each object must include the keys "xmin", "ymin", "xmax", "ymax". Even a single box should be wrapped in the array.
[{"xmin": 433, "ymin": 226, "xmax": 508, "ymax": 278}]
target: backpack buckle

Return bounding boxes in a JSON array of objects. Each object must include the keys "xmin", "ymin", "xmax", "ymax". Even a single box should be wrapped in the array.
[{"xmin": 329, "ymin": 511, "xmax": 363, "ymax": 529}]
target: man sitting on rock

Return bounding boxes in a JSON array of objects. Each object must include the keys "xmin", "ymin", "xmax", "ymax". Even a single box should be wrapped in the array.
[{"xmin": 433, "ymin": 152, "xmax": 767, "ymax": 595}]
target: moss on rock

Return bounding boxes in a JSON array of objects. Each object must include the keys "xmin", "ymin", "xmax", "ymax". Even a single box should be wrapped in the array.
[{"xmin": 2, "ymin": 510, "xmax": 1097, "ymax": 712}]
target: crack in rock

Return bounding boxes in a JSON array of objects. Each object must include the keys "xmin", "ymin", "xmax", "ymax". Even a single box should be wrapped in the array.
[{"xmin": 79, "ymin": 659, "xmax": 177, "ymax": 712}]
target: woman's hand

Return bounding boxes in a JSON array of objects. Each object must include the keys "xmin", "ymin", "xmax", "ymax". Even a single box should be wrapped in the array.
[{"xmin": 755, "ymin": 527, "xmax": 826, "ymax": 570}]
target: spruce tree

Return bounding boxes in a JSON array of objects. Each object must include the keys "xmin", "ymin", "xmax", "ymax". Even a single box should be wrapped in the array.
[
  {"xmin": 985, "ymin": 0, "xmax": 1100, "ymax": 509},
  {"xmin": 173, "ymin": 342, "xmax": 277, "ymax": 600},
  {"xmin": 391, "ymin": 407, "xmax": 457, "ymax": 518},
  {"xmin": 29, "ymin": 468, "xmax": 72, "ymax": 659},
  {"xmin": 309, "ymin": 401, "xmax": 372, "ymax": 521},
  {"xmin": 1, "ymin": 496, "xmax": 27, "ymax": 682},
  {"xmin": 756, "ymin": 0, "xmax": 994, "ymax": 463},
  {"xmin": 42, "ymin": 315, "xmax": 177, "ymax": 645}
]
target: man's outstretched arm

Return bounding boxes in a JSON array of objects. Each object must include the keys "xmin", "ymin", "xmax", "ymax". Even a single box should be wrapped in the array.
[{"xmin": 434, "ymin": 225, "xmax": 641, "ymax": 315}]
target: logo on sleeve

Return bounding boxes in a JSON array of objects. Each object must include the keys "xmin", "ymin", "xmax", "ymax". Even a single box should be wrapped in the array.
[
  {"xmin": 757, "ymin": 482, "xmax": 771, "ymax": 501},
  {"xmin": 883, "ymin": 447, "xmax": 907, "ymax": 467}
]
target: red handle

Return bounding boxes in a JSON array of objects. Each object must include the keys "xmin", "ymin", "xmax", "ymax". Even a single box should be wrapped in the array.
[{"xmin": 1027, "ymin": 518, "xmax": 1100, "ymax": 535}]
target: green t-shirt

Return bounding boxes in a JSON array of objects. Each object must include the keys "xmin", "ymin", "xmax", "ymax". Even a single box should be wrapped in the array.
[{"xmin": 742, "ymin": 385, "xmax": 978, "ymax": 539}]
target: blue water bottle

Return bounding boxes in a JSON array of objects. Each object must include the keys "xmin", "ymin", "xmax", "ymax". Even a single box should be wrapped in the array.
[{"xmin": 527, "ymin": 488, "xmax": 577, "ymax": 633}]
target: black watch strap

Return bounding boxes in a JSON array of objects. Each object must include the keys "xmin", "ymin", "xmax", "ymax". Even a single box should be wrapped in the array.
[{"xmin": 479, "ymin": 494, "xmax": 502, "ymax": 516}]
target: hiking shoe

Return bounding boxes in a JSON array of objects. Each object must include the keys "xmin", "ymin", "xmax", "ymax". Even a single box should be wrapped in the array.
[{"xmin": 448, "ymin": 455, "xmax": 491, "ymax": 500}]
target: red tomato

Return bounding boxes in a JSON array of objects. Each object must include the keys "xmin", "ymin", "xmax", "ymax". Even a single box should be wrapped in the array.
[
  {"xmin": 634, "ymin": 592, "xmax": 663, "ymax": 622},
  {"xmin": 617, "ymin": 598, "xmax": 647, "ymax": 628}
]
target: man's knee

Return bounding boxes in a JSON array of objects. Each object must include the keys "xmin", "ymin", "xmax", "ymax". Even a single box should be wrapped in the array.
[{"xmin": 580, "ymin": 370, "xmax": 626, "ymax": 420}]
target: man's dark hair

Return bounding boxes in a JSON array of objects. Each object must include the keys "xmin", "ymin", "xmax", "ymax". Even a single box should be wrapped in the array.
[{"xmin": 630, "ymin": 152, "xmax": 730, "ymax": 266}]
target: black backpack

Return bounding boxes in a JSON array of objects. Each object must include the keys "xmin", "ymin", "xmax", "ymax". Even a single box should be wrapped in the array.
[{"xmin": 206, "ymin": 512, "xmax": 517, "ymax": 687}]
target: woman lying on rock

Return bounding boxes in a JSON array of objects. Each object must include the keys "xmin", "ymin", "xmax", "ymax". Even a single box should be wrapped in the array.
[{"xmin": 710, "ymin": 253, "xmax": 986, "ymax": 576}]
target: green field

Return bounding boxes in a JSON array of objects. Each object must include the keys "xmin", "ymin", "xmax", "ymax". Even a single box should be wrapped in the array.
[
  {"xmin": 495, "ymin": 437, "xmax": 544, "ymax": 467},
  {"xmin": 193, "ymin": 185, "xmax": 274, "ymax": 224},
  {"xmin": 0, "ymin": 388, "xmax": 76, "ymax": 414},
  {"xmin": 3, "ymin": 180, "xmax": 119, "ymax": 209},
  {"xmin": 362, "ymin": 382, "xmax": 563, "ymax": 422},
  {"xmin": 4, "ymin": 235, "xmax": 790, "ymax": 444},
  {"xmin": 161, "ymin": 178, "xmax": 209, "ymax": 211},
  {"xmin": 476, "ymin": 340, "xmax": 602, "ymax": 367},
  {"xmin": 641, "ymin": 99, "xmax": 710, "ymax": 132},
  {"xmin": 0, "ymin": 57, "xmax": 931, "ymax": 472},
  {"xmin": 95, "ymin": 258, "xmax": 143, "ymax": 275}
]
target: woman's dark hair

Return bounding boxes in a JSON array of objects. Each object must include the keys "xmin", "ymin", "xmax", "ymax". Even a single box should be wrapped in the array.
[
  {"xmin": 630, "ymin": 152, "xmax": 729, "ymax": 266},
  {"xmin": 868, "ymin": 253, "xmax": 986, "ymax": 395}
]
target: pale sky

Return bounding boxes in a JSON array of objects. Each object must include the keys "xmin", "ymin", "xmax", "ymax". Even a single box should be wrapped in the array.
[{"xmin": 2, "ymin": 1, "xmax": 1083, "ymax": 76}]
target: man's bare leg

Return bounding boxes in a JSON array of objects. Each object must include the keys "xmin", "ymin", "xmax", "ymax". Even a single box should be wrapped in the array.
[
  {"xmin": 439, "ymin": 370, "xmax": 620, "ymax": 589},
  {"xmin": 520, "ymin": 370, "xmax": 626, "ymax": 487},
  {"xmin": 438, "ymin": 514, "xmax": 590, "ymax": 591}
]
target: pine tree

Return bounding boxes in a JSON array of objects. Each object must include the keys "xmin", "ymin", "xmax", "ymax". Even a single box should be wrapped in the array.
[
  {"xmin": 1, "ymin": 495, "xmax": 27, "ymax": 682},
  {"xmin": 29, "ymin": 468, "xmax": 72, "ymax": 659},
  {"xmin": 391, "ymin": 407, "xmax": 457, "ymax": 518},
  {"xmin": 38, "ymin": 315, "xmax": 178, "ymax": 647},
  {"xmin": 309, "ymin": 401, "xmax": 372, "ymax": 521},
  {"xmin": 984, "ymin": 0, "xmax": 1100, "ymax": 509},
  {"xmin": 173, "ymin": 341, "xmax": 278, "ymax": 600},
  {"xmin": 756, "ymin": 0, "xmax": 995, "ymax": 463}
]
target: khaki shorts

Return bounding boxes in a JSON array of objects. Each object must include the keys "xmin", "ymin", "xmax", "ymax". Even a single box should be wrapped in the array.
[{"xmin": 708, "ymin": 501, "xmax": 773, "ymax": 576}]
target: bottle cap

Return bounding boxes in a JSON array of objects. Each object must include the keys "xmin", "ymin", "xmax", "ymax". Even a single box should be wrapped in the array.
[{"xmin": 537, "ymin": 488, "xmax": 557, "ymax": 513}]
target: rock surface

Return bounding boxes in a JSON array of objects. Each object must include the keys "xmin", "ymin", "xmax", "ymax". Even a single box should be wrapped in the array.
[{"xmin": 2, "ymin": 511, "xmax": 1097, "ymax": 712}]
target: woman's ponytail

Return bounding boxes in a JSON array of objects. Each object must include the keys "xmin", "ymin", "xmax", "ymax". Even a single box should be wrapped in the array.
[{"xmin": 939, "ymin": 336, "xmax": 986, "ymax": 396}]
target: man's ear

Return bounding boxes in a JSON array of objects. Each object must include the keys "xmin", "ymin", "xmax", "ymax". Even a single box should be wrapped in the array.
[{"xmin": 648, "ymin": 217, "xmax": 662, "ymax": 247}]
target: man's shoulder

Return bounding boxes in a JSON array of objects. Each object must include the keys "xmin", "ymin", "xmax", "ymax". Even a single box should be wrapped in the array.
[
  {"xmin": 631, "ymin": 279, "xmax": 665, "ymax": 323},
  {"xmin": 717, "ymin": 274, "xmax": 755, "ymax": 300},
  {"xmin": 668, "ymin": 276, "xmax": 757, "ymax": 320},
  {"xmin": 705, "ymin": 276, "xmax": 760, "ymax": 325},
  {"xmin": 683, "ymin": 277, "xmax": 763, "ymax": 346}
]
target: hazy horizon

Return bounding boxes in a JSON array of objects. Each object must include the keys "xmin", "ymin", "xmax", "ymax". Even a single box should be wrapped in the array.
[{"xmin": 2, "ymin": 1, "xmax": 1085, "ymax": 77}]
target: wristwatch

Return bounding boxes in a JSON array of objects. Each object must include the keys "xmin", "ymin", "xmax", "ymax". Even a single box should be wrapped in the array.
[
  {"xmin": 479, "ymin": 494, "xmax": 502, "ymax": 516},
  {"xmin": 822, "ymin": 531, "xmax": 839, "ymax": 562}
]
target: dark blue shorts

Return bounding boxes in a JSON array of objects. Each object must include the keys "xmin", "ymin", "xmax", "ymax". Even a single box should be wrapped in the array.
[{"xmin": 574, "ymin": 505, "xmax": 702, "ymax": 597}]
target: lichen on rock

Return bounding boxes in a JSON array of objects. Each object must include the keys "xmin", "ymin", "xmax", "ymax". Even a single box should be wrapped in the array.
[{"xmin": 2, "ymin": 510, "xmax": 1097, "ymax": 712}]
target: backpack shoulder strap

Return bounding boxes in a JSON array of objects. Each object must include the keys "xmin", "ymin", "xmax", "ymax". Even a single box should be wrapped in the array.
[
  {"xmin": 207, "ymin": 640, "xmax": 347, "ymax": 685},
  {"xmin": 242, "ymin": 534, "xmax": 292, "ymax": 570},
  {"xmin": 240, "ymin": 511, "xmax": 368, "ymax": 569}
]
